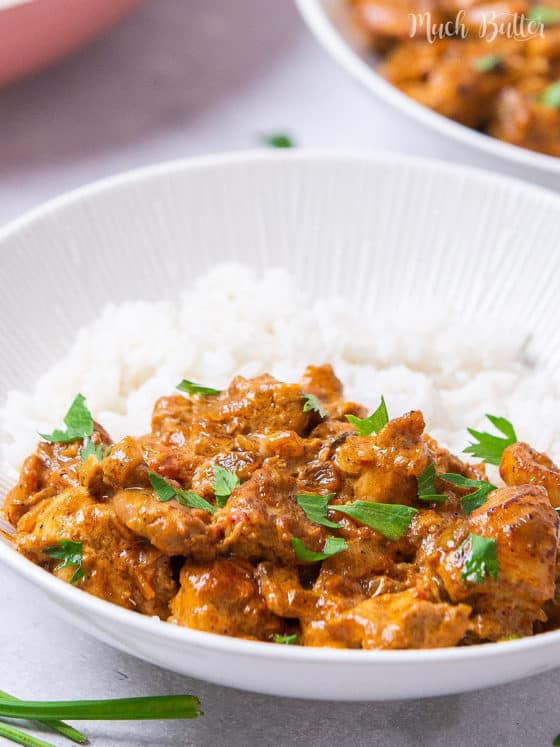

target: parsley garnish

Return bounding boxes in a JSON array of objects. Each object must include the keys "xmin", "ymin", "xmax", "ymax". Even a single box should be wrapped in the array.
[
  {"xmin": 80, "ymin": 437, "xmax": 111, "ymax": 462},
  {"xmin": 440, "ymin": 473, "xmax": 496, "ymax": 515},
  {"xmin": 463, "ymin": 414, "xmax": 517, "ymax": 465},
  {"xmin": 541, "ymin": 81, "xmax": 560, "ymax": 109},
  {"xmin": 149, "ymin": 472, "xmax": 215, "ymax": 514},
  {"xmin": 528, "ymin": 6, "xmax": 560, "ymax": 25},
  {"xmin": 335, "ymin": 501, "xmax": 417, "ymax": 541},
  {"xmin": 459, "ymin": 533, "xmax": 499, "ymax": 584},
  {"xmin": 177, "ymin": 379, "xmax": 221, "ymax": 396},
  {"xmin": 273, "ymin": 634, "xmax": 298, "ymax": 645},
  {"xmin": 291, "ymin": 536, "xmax": 347, "ymax": 562},
  {"xmin": 417, "ymin": 463, "xmax": 446, "ymax": 503},
  {"xmin": 472, "ymin": 54, "xmax": 502, "ymax": 73},
  {"xmin": 44, "ymin": 540, "xmax": 85, "ymax": 584},
  {"xmin": 40, "ymin": 394, "xmax": 94, "ymax": 444},
  {"xmin": 346, "ymin": 396, "xmax": 388, "ymax": 436},
  {"xmin": 296, "ymin": 493, "xmax": 338, "ymax": 528},
  {"xmin": 213, "ymin": 465, "xmax": 240, "ymax": 508},
  {"xmin": 302, "ymin": 393, "xmax": 327, "ymax": 418},
  {"xmin": 263, "ymin": 133, "xmax": 294, "ymax": 148}
]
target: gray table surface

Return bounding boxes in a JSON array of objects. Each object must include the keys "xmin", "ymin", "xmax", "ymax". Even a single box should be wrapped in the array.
[{"xmin": 1, "ymin": 1, "xmax": 559, "ymax": 745}]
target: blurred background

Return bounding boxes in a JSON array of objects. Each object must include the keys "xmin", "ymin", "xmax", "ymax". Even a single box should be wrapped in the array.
[{"xmin": 3, "ymin": 0, "xmax": 554, "ymax": 226}]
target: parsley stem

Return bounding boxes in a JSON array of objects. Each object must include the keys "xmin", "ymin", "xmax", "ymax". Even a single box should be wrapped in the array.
[
  {"xmin": 0, "ymin": 691, "xmax": 87, "ymax": 745},
  {"xmin": 0, "ymin": 695, "xmax": 202, "ymax": 721},
  {"xmin": 0, "ymin": 721, "xmax": 57, "ymax": 747}
]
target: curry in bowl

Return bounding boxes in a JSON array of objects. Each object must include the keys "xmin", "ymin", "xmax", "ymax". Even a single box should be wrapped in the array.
[{"xmin": 3, "ymin": 364, "xmax": 559, "ymax": 649}]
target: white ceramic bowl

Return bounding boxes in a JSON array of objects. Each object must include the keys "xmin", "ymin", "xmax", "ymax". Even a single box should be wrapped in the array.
[
  {"xmin": 295, "ymin": 0, "xmax": 560, "ymax": 181},
  {"xmin": 2, "ymin": 151, "xmax": 560, "ymax": 701}
]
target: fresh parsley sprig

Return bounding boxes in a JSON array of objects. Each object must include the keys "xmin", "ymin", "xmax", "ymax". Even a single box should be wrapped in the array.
[
  {"xmin": 459, "ymin": 533, "xmax": 499, "ymax": 585},
  {"xmin": 177, "ymin": 379, "xmax": 221, "ymax": 396},
  {"xmin": 44, "ymin": 541, "xmax": 85, "ymax": 585},
  {"xmin": 40, "ymin": 394, "xmax": 94, "ymax": 444},
  {"xmin": 540, "ymin": 80, "xmax": 560, "ymax": 109},
  {"xmin": 149, "ymin": 472, "xmax": 215, "ymax": 514},
  {"xmin": 291, "ymin": 536, "xmax": 347, "ymax": 562},
  {"xmin": 463, "ymin": 414, "xmax": 517, "ymax": 465},
  {"xmin": 472, "ymin": 54, "xmax": 502, "ymax": 73},
  {"xmin": 213, "ymin": 466, "xmax": 240, "ymax": 508},
  {"xmin": 417, "ymin": 463, "xmax": 446, "ymax": 503},
  {"xmin": 334, "ymin": 501, "xmax": 417, "ymax": 541},
  {"xmin": 296, "ymin": 493, "xmax": 338, "ymax": 528},
  {"xmin": 273, "ymin": 634, "xmax": 298, "ymax": 645},
  {"xmin": 80, "ymin": 437, "xmax": 111, "ymax": 462},
  {"xmin": 440, "ymin": 473, "xmax": 496, "ymax": 516},
  {"xmin": 346, "ymin": 396, "xmax": 388, "ymax": 436},
  {"xmin": 528, "ymin": 6, "xmax": 560, "ymax": 26},
  {"xmin": 302, "ymin": 393, "xmax": 326, "ymax": 418}
]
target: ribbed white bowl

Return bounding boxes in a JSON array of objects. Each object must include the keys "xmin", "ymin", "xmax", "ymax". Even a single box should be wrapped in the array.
[
  {"xmin": 295, "ymin": 0, "xmax": 560, "ymax": 181},
  {"xmin": 1, "ymin": 151, "xmax": 560, "ymax": 700}
]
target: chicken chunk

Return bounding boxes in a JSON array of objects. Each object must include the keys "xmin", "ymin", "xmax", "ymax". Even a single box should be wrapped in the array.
[
  {"xmin": 335, "ymin": 411, "xmax": 431, "ymax": 505},
  {"xmin": 112, "ymin": 488, "xmax": 218, "ymax": 559},
  {"xmin": 169, "ymin": 558, "xmax": 283, "ymax": 640},
  {"xmin": 500, "ymin": 442, "xmax": 560, "ymax": 507},
  {"xmin": 437, "ymin": 485, "xmax": 558, "ymax": 639},
  {"xmin": 214, "ymin": 467, "xmax": 325, "ymax": 562},
  {"xmin": 327, "ymin": 588, "xmax": 471, "ymax": 649},
  {"xmin": 16, "ymin": 488, "xmax": 176, "ymax": 618}
]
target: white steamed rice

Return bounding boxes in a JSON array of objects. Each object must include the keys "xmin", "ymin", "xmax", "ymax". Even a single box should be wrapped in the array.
[{"xmin": 2, "ymin": 264, "xmax": 560, "ymax": 478}]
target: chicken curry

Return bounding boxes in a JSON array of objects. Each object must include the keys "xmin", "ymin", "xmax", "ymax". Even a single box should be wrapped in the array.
[
  {"xmin": 351, "ymin": 1, "xmax": 560, "ymax": 157},
  {"xmin": 4, "ymin": 365, "xmax": 560, "ymax": 649}
]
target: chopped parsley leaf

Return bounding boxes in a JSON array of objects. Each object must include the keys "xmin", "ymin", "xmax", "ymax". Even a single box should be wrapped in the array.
[
  {"xmin": 45, "ymin": 540, "xmax": 85, "ymax": 584},
  {"xmin": 40, "ymin": 394, "xmax": 94, "ymax": 444},
  {"xmin": 345, "ymin": 396, "xmax": 388, "ymax": 436}
]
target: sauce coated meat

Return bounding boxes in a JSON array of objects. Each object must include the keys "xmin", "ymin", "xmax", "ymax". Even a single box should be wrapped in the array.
[
  {"xmin": 351, "ymin": 1, "xmax": 560, "ymax": 157},
  {"xmin": 4, "ymin": 365, "xmax": 560, "ymax": 648}
]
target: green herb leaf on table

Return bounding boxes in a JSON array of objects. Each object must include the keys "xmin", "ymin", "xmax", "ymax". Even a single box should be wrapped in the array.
[
  {"xmin": 0, "ymin": 694, "xmax": 202, "ymax": 721},
  {"xmin": 472, "ymin": 54, "xmax": 502, "ymax": 73},
  {"xmin": 528, "ymin": 6, "xmax": 560, "ymax": 25},
  {"xmin": 40, "ymin": 394, "xmax": 94, "ymax": 444},
  {"xmin": 440, "ymin": 473, "xmax": 497, "ymax": 516},
  {"xmin": 345, "ymin": 396, "xmax": 389, "ymax": 436},
  {"xmin": 263, "ymin": 133, "xmax": 294, "ymax": 148},
  {"xmin": 334, "ymin": 501, "xmax": 417, "ymax": 541},
  {"xmin": 291, "ymin": 536, "xmax": 347, "ymax": 562},
  {"xmin": 540, "ymin": 81, "xmax": 560, "ymax": 109},
  {"xmin": 302, "ymin": 393, "xmax": 327, "ymax": 418},
  {"xmin": 0, "ymin": 689, "xmax": 86, "ymax": 745},
  {"xmin": 213, "ymin": 465, "xmax": 240, "ymax": 507},
  {"xmin": 463, "ymin": 414, "xmax": 517, "ymax": 465},
  {"xmin": 149, "ymin": 472, "xmax": 215, "ymax": 514},
  {"xmin": 177, "ymin": 379, "xmax": 221, "ymax": 396},
  {"xmin": 459, "ymin": 533, "xmax": 499, "ymax": 584},
  {"xmin": 296, "ymin": 493, "xmax": 339, "ymax": 528},
  {"xmin": 417, "ymin": 463, "xmax": 446, "ymax": 503},
  {"xmin": 44, "ymin": 540, "xmax": 84, "ymax": 585},
  {"xmin": 273, "ymin": 634, "xmax": 298, "ymax": 645}
]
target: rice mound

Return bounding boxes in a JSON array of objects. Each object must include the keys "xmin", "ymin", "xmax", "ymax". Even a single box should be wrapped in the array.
[{"xmin": 2, "ymin": 263, "xmax": 559, "ymax": 476}]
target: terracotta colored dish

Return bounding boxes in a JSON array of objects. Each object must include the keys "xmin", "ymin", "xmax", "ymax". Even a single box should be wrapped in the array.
[{"xmin": 0, "ymin": 0, "xmax": 142, "ymax": 87}]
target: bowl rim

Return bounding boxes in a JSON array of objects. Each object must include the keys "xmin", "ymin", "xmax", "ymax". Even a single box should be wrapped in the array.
[
  {"xmin": 294, "ymin": 0, "xmax": 560, "ymax": 175},
  {"xmin": 2, "ymin": 148, "xmax": 560, "ymax": 666}
]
